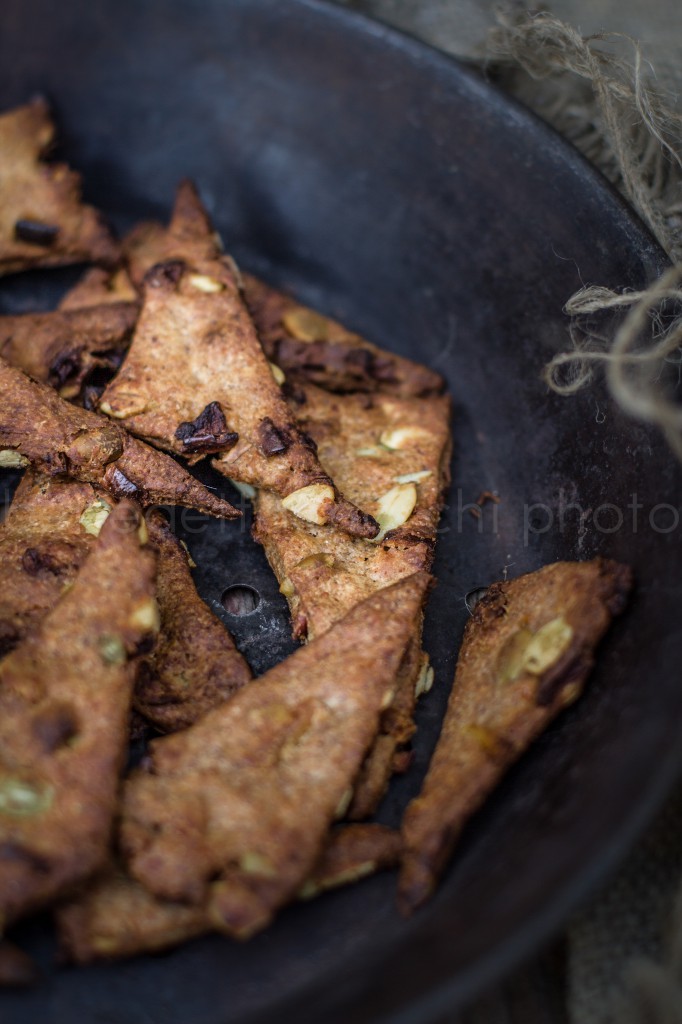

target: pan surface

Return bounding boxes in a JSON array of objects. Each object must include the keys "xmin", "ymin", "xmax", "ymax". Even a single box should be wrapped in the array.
[{"xmin": 1, "ymin": 1, "xmax": 681, "ymax": 1022}]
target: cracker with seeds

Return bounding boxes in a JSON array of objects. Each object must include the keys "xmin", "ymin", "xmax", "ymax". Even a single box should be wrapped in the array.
[
  {"xmin": 0, "ymin": 99, "xmax": 118, "ymax": 276},
  {"xmin": 119, "ymin": 573, "xmax": 430, "ymax": 939},
  {"xmin": 0, "ymin": 359, "xmax": 239, "ymax": 519},
  {"xmin": 398, "ymin": 558, "xmax": 632, "ymax": 914},
  {"xmin": 0, "ymin": 501, "xmax": 157, "ymax": 925},
  {"xmin": 101, "ymin": 182, "xmax": 378, "ymax": 538},
  {"xmin": 0, "ymin": 302, "xmax": 138, "ymax": 402}
]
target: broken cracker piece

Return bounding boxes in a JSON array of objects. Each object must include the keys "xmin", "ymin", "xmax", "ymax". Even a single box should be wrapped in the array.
[
  {"xmin": 398, "ymin": 558, "xmax": 633, "ymax": 914},
  {"xmin": 119, "ymin": 573, "xmax": 430, "ymax": 939},
  {"xmin": 134, "ymin": 513, "xmax": 252, "ymax": 732},
  {"xmin": 0, "ymin": 302, "xmax": 138, "ymax": 401},
  {"xmin": 0, "ymin": 359, "xmax": 239, "ymax": 519},
  {"xmin": 101, "ymin": 182, "xmax": 378, "ymax": 538},
  {"xmin": 242, "ymin": 272, "xmax": 445, "ymax": 398},
  {"xmin": 58, "ymin": 266, "xmax": 139, "ymax": 311},
  {"xmin": 299, "ymin": 823, "xmax": 402, "ymax": 899},
  {"xmin": 0, "ymin": 471, "xmax": 100, "ymax": 657},
  {"xmin": 0, "ymin": 501, "xmax": 157, "ymax": 925},
  {"xmin": 0, "ymin": 98, "xmax": 118, "ymax": 276}
]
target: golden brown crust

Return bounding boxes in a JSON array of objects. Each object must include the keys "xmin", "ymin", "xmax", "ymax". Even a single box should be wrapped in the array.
[
  {"xmin": 0, "ymin": 471, "xmax": 99, "ymax": 657},
  {"xmin": 299, "ymin": 823, "xmax": 402, "ymax": 899},
  {"xmin": 56, "ymin": 825, "xmax": 401, "ymax": 963},
  {"xmin": 0, "ymin": 99, "xmax": 119, "ymax": 276},
  {"xmin": 134, "ymin": 513, "xmax": 252, "ymax": 732},
  {"xmin": 119, "ymin": 573, "xmax": 430, "ymax": 939},
  {"xmin": 102, "ymin": 183, "xmax": 378, "ymax": 538},
  {"xmin": 242, "ymin": 273, "xmax": 445, "ymax": 398},
  {"xmin": 253, "ymin": 380, "xmax": 451, "ymax": 816},
  {"xmin": 58, "ymin": 266, "xmax": 139, "ymax": 311},
  {"xmin": 0, "ymin": 359, "xmax": 239, "ymax": 519},
  {"xmin": 398, "ymin": 558, "xmax": 633, "ymax": 914},
  {"xmin": 0, "ymin": 501, "xmax": 158, "ymax": 925},
  {"xmin": 0, "ymin": 303, "xmax": 138, "ymax": 401}
]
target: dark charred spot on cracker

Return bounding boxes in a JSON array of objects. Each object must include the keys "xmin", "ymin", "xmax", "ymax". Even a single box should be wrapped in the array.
[
  {"xmin": 82, "ymin": 385, "xmax": 104, "ymax": 411},
  {"xmin": 14, "ymin": 219, "xmax": 60, "ymax": 246},
  {"xmin": 281, "ymin": 380, "xmax": 307, "ymax": 406},
  {"xmin": 145, "ymin": 260, "xmax": 186, "ymax": 289},
  {"xmin": 175, "ymin": 402, "xmax": 239, "ymax": 455},
  {"xmin": 298, "ymin": 430, "xmax": 318, "ymax": 455},
  {"xmin": 48, "ymin": 349, "xmax": 82, "ymax": 389},
  {"xmin": 0, "ymin": 622, "xmax": 19, "ymax": 658},
  {"xmin": 535, "ymin": 654, "xmax": 588, "ymax": 707},
  {"xmin": 108, "ymin": 466, "xmax": 139, "ymax": 497},
  {"xmin": 257, "ymin": 417, "xmax": 292, "ymax": 457},
  {"xmin": 0, "ymin": 841, "xmax": 50, "ymax": 874},
  {"xmin": 31, "ymin": 702, "xmax": 79, "ymax": 752},
  {"xmin": 21, "ymin": 543, "xmax": 76, "ymax": 578}
]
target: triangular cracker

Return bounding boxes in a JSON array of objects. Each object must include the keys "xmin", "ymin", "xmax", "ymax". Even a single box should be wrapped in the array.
[
  {"xmin": 253, "ymin": 379, "xmax": 451, "ymax": 816},
  {"xmin": 0, "ymin": 99, "xmax": 118, "ymax": 276},
  {"xmin": 0, "ymin": 471, "xmax": 100, "ymax": 657},
  {"xmin": 134, "ymin": 513, "xmax": 252, "ymax": 733},
  {"xmin": 99, "ymin": 182, "xmax": 378, "ymax": 538},
  {"xmin": 398, "ymin": 558, "xmax": 632, "ymax": 914},
  {"xmin": 118, "ymin": 573, "xmax": 430, "ymax": 939},
  {"xmin": 0, "ymin": 359, "xmax": 239, "ymax": 519},
  {"xmin": 242, "ymin": 272, "xmax": 445, "ymax": 398},
  {"xmin": 0, "ymin": 501, "xmax": 157, "ymax": 924}
]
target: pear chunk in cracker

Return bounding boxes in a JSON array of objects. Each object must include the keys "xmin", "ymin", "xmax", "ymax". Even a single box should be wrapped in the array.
[
  {"xmin": 0, "ymin": 501, "xmax": 157, "ymax": 925},
  {"xmin": 398, "ymin": 558, "xmax": 632, "ymax": 914}
]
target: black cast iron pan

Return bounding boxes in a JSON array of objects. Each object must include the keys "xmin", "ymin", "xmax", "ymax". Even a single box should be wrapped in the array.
[{"xmin": 0, "ymin": 1, "xmax": 681, "ymax": 1021}]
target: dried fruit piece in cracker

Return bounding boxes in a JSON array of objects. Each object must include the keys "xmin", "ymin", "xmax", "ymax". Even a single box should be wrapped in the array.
[
  {"xmin": 0, "ymin": 302, "xmax": 138, "ymax": 401},
  {"xmin": 134, "ymin": 513, "xmax": 252, "ymax": 732},
  {"xmin": 119, "ymin": 572, "xmax": 430, "ymax": 939},
  {"xmin": 398, "ymin": 558, "xmax": 633, "ymax": 914},
  {"xmin": 242, "ymin": 273, "xmax": 445, "ymax": 398},
  {"xmin": 0, "ymin": 98, "xmax": 118, "ymax": 276},
  {"xmin": 0, "ymin": 501, "xmax": 157, "ymax": 925},
  {"xmin": 57, "ymin": 823, "xmax": 400, "ymax": 963},
  {"xmin": 0, "ymin": 359, "xmax": 239, "ymax": 519},
  {"xmin": 100, "ymin": 182, "xmax": 378, "ymax": 538},
  {"xmin": 254, "ymin": 381, "xmax": 451, "ymax": 816},
  {"xmin": 0, "ymin": 471, "xmax": 100, "ymax": 657}
]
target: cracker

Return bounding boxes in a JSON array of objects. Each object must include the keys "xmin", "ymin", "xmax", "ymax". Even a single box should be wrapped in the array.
[
  {"xmin": 0, "ymin": 359, "xmax": 239, "ymax": 519},
  {"xmin": 119, "ymin": 573, "xmax": 430, "ymax": 939},
  {"xmin": 0, "ymin": 501, "xmax": 157, "ymax": 924},
  {"xmin": 398, "ymin": 558, "xmax": 633, "ymax": 913},
  {"xmin": 0, "ymin": 98, "xmax": 118, "ymax": 276},
  {"xmin": 134, "ymin": 513, "xmax": 252, "ymax": 732}
]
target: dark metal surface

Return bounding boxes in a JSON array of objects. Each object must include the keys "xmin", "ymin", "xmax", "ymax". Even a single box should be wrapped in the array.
[{"xmin": 1, "ymin": 1, "xmax": 681, "ymax": 1022}]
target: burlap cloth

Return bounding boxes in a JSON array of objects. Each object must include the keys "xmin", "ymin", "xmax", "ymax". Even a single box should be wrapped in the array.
[{"xmin": 338, "ymin": 2, "xmax": 682, "ymax": 1021}]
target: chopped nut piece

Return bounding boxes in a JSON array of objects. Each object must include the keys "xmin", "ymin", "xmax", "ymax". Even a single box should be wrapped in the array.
[
  {"xmin": 374, "ymin": 482, "xmax": 417, "ymax": 541},
  {"xmin": 0, "ymin": 779, "xmax": 53, "ymax": 818},
  {"xmin": 79, "ymin": 498, "xmax": 112, "ymax": 538},
  {"xmin": 279, "ymin": 577, "xmax": 295, "ymax": 598},
  {"xmin": 228, "ymin": 478, "xmax": 256, "ymax": 500},
  {"xmin": 414, "ymin": 654, "xmax": 435, "ymax": 697},
  {"xmin": 128, "ymin": 598, "xmax": 160, "ymax": 634},
  {"xmin": 0, "ymin": 449, "xmax": 29, "ymax": 468},
  {"xmin": 294, "ymin": 553, "xmax": 335, "ymax": 571},
  {"xmin": 99, "ymin": 634, "xmax": 126, "ymax": 666},
  {"xmin": 282, "ymin": 483, "xmax": 335, "ymax": 525},
  {"xmin": 268, "ymin": 362, "xmax": 286, "ymax": 385},
  {"xmin": 523, "ymin": 617, "xmax": 574, "ymax": 674},
  {"xmin": 334, "ymin": 787, "xmax": 354, "ymax": 820},
  {"xmin": 99, "ymin": 394, "xmax": 148, "ymax": 420},
  {"xmin": 282, "ymin": 307, "xmax": 330, "ymax": 342},
  {"xmin": 187, "ymin": 273, "xmax": 224, "ymax": 293},
  {"xmin": 395, "ymin": 470, "xmax": 432, "ymax": 484},
  {"xmin": 379, "ymin": 426, "xmax": 432, "ymax": 450}
]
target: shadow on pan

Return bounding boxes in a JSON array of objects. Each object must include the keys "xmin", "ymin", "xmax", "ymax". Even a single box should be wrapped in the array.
[{"xmin": 0, "ymin": 1, "xmax": 681, "ymax": 1022}]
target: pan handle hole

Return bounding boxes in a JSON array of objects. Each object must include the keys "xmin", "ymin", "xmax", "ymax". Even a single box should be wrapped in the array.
[{"xmin": 221, "ymin": 584, "xmax": 260, "ymax": 616}]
